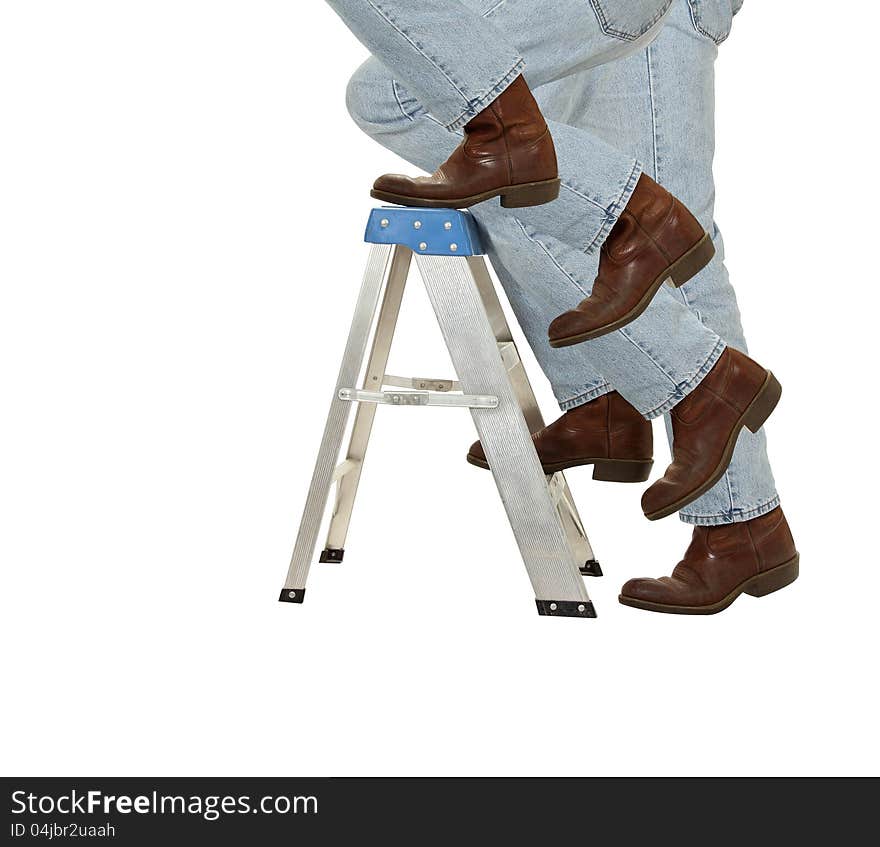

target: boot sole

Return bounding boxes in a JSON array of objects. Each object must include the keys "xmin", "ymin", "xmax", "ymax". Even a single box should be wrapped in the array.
[
  {"xmin": 466, "ymin": 452, "xmax": 653, "ymax": 482},
  {"xmin": 370, "ymin": 178, "xmax": 561, "ymax": 210},
  {"xmin": 548, "ymin": 232, "xmax": 716, "ymax": 348},
  {"xmin": 618, "ymin": 554, "xmax": 799, "ymax": 615},
  {"xmin": 643, "ymin": 370, "xmax": 783, "ymax": 521}
]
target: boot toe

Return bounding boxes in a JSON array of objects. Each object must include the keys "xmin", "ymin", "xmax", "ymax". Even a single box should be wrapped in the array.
[
  {"xmin": 372, "ymin": 173, "xmax": 417, "ymax": 194},
  {"xmin": 548, "ymin": 309, "xmax": 588, "ymax": 343},
  {"xmin": 641, "ymin": 478, "xmax": 681, "ymax": 517},
  {"xmin": 467, "ymin": 439, "xmax": 486, "ymax": 464},
  {"xmin": 548, "ymin": 299, "xmax": 622, "ymax": 344},
  {"xmin": 620, "ymin": 576, "xmax": 679, "ymax": 605}
]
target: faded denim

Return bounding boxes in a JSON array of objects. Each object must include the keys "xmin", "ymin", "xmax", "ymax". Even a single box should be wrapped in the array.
[{"xmin": 333, "ymin": 0, "xmax": 778, "ymax": 525}]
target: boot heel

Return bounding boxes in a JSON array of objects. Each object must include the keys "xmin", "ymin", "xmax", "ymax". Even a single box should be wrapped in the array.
[
  {"xmin": 500, "ymin": 178, "xmax": 561, "ymax": 208},
  {"xmin": 592, "ymin": 459, "xmax": 653, "ymax": 483},
  {"xmin": 667, "ymin": 233, "xmax": 716, "ymax": 287},
  {"xmin": 743, "ymin": 372, "xmax": 782, "ymax": 433},
  {"xmin": 744, "ymin": 555, "xmax": 799, "ymax": 597}
]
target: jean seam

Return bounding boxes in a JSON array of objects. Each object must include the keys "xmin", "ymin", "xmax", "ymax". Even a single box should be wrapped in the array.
[
  {"xmin": 590, "ymin": 0, "xmax": 674, "ymax": 42},
  {"xmin": 646, "ymin": 44, "xmax": 660, "ymax": 182},
  {"xmin": 679, "ymin": 495, "xmax": 781, "ymax": 526},
  {"xmin": 445, "ymin": 60, "xmax": 524, "ymax": 131},
  {"xmin": 558, "ymin": 382, "xmax": 613, "ymax": 412},
  {"xmin": 514, "ymin": 220, "xmax": 592, "ymax": 298},
  {"xmin": 559, "ymin": 182, "xmax": 608, "ymax": 216},
  {"xmin": 584, "ymin": 161, "xmax": 643, "ymax": 254},
  {"xmin": 616, "ymin": 327, "xmax": 679, "ymax": 395},
  {"xmin": 365, "ymin": 1, "xmax": 471, "ymax": 117},
  {"xmin": 642, "ymin": 337, "xmax": 726, "ymax": 419},
  {"xmin": 391, "ymin": 80, "xmax": 416, "ymax": 123},
  {"xmin": 365, "ymin": 1, "xmax": 523, "ymax": 131},
  {"xmin": 391, "ymin": 81, "xmax": 458, "ymax": 132},
  {"xmin": 724, "ymin": 471, "xmax": 736, "ymax": 515},
  {"xmin": 482, "ymin": 0, "xmax": 507, "ymax": 17},
  {"xmin": 686, "ymin": 0, "xmax": 732, "ymax": 45},
  {"xmin": 676, "ymin": 278, "xmax": 694, "ymax": 309}
]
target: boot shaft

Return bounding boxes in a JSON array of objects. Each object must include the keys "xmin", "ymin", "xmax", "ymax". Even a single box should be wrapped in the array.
[
  {"xmin": 605, "ymin": 174, "xmax": 704, "ymax": 265},
  {"xmin": 687, "ymin": 507, "xmax": 796, "ymax": 576},
  {"xmin": 463, "ymin": 75, "xmax": 557, "ymax": 186},
  {"xmin": 673, "ymin": 347, "xmax": 768, "ymax": 428},
  {"xmin": 554, "ymin": 392, "xmax": 652, "ymax": 461}
]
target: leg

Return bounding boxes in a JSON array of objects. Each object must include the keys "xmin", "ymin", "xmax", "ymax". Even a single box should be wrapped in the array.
[
  {"xmin": 343, "ymin": 4, "xmax": 779, "ymax": 521},
  {"xmin": 559, "ymin": 0, "xmax": 777, "ymax": 524},
  {"xmin": 328, "ymin": 0, "xmax": 672, "ymax": 122},
  {"xmin": 279, "ymin": 244, "xmax": 402, "ymax": 602},
  {"xmin": 346, "ymin": 58, "xmax": 726, "ymax": 420},
  {"xmin": 330, "ymin": 0, "xmax": 671, "ymax": 241},
  {"xmin": 321, "ymin": 246, "xmax": 413, "ymax": 559},
  {"xmin": 590, "ymin": 1, "xmax": 795, "ymax": 613},
  {"xmin": 416, "ymin": 251, "xmax": 595, "ymax": 615},
  {"xmin": 465, "ymin": 256, "xmax": 599, "ymax": 573},
  {"xmin": 648, "ymin": 5, "xmax": 778, "ymax": 525}
]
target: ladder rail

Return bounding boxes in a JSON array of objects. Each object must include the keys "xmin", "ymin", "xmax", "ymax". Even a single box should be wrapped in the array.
[
  {"xmin": 320, "ymin": 246, "xmax": 412, "ymax": 558},
  {"xmin": 279, "ymin": 244, "xmax": 394, "ymax": 600},
  {"xmin": 415, "ymin": 253, "xmax": 593, "ymax": 613},
  {"xmin": 465, "ymin": 256, "xmax": 597, "ymax": 568}
]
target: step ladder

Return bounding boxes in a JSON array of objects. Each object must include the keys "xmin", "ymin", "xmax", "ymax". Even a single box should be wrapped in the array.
[{"xmin": 279, "ymin": 207, "xmax": 601, "ymax": 618}]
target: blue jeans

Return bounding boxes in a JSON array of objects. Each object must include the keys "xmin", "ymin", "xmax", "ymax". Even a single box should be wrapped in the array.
[{"xmin": 333, "ymin": 0, "xmax": 778, "ymax": 525}]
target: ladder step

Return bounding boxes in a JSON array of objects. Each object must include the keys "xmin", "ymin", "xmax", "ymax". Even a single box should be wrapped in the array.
[{"xmin": 338, "ymin": 388, "xmax": 497, "ymax": 409}]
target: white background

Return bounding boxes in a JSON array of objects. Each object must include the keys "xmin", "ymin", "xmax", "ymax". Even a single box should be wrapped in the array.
[{"xmin": 2, "ymin": 2, "xmax": 878, "ymax": 776}]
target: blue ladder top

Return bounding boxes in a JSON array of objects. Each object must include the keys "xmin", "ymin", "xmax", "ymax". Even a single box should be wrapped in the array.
[{"xmin": 364, "ymin": 207, "xmax": 484, "ymax": 257}]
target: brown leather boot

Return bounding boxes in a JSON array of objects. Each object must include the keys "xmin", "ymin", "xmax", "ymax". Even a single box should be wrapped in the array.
[
  {"xmin": 619, "ymin": 507, "xmax": 798, "ymax": 614},
  {"xmin": 641, "ymin": 347, "xmax": 781, "ymax": 521},
  {"xmin": 371, "ymin": 75, "xmax": 560, "ymax": 210},
  {"xmin": 548, "ymin": 174, "xmax": 715, "ymax": 347},
  {"xmin": 467, "ymin": 391, "xmax": 653, "ymax": 482}
]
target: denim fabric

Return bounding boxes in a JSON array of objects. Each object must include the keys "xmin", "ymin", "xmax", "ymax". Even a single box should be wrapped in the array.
[
  {"xmin": 591, "ymin": 0, "xmax": 674, "ymax": 41},
  {"xmin": 685, "ymin": 0, "xmax": 739, "ymax": 44},
  {"xmin": 328, "ymin": 0, "xmax": 671, "ymax": 251},
  {"xmin": 552, "ymin": 0, "xmax": 776, "ymax": 524},
  {"xmin": 334, "ymin": 0, "xmax": 726, "ymax": 410},
  {"xmin": 336, "ymin": 0, "xmax": 779, "ymax": 525}
]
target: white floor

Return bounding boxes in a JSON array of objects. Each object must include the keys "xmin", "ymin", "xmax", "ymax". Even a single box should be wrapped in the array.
[{"xmin": 1, "ymin": 2, "xmax": 876, "ymax": 776}]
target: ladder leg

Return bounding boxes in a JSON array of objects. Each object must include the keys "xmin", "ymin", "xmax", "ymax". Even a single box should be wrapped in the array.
[
  {"xmin": 278, "ymin": 244, "xmax": 395, "ymax": 603},
  {"xmin": 466, "ymin": 257, "xmax": 599, "ymax": 574},
  {"xmin": 321, "ymin": 247, "xmax": 413, "ymax": 562},
  {"xmin": 416, "ymin": 255, "xmax": 595, "ymax": 617}
]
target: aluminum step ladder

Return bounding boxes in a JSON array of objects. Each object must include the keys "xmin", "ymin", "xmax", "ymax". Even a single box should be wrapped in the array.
[{"xmin": 279, "ymin": 207, "xmax": 601, "ymax": 618}]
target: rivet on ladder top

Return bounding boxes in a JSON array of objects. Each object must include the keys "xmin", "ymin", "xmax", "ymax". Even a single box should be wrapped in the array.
[
  {"xmin": 444, "ymin": 221, "xmax": 452, "ymax": 230},
  {"xmin": 380, "ymin": 219, "xmax": 389, "ymax": 228},
  {"xmin": 450, "ymin": 244, "xmax": 458, "ymax": 252},
  {"xmin": 419, "ymin": 242, "xmax": 427, "ymax": 251},
  {"xmin": 413, "ymin": 221, "xmax": 422, "ymax": 229}
]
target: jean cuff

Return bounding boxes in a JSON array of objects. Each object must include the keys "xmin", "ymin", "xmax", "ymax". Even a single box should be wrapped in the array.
[
  {"xmin": 679, "ymin": 495, "xmax": 781, "ymax": 526},
  {"xmin": 558, "ymin": 381, "xmax": 613, "ymax": 412},
  {"xmin": 583, "ymin": 161, "xmax": 643, "ymax": 254},
  {"xmin": 642, "ymin": 338, "xmax": 726, "ymax": 419},
  {"xmin": 444, "ymin": 60, "xmax": 525, "ymax": 131}
]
